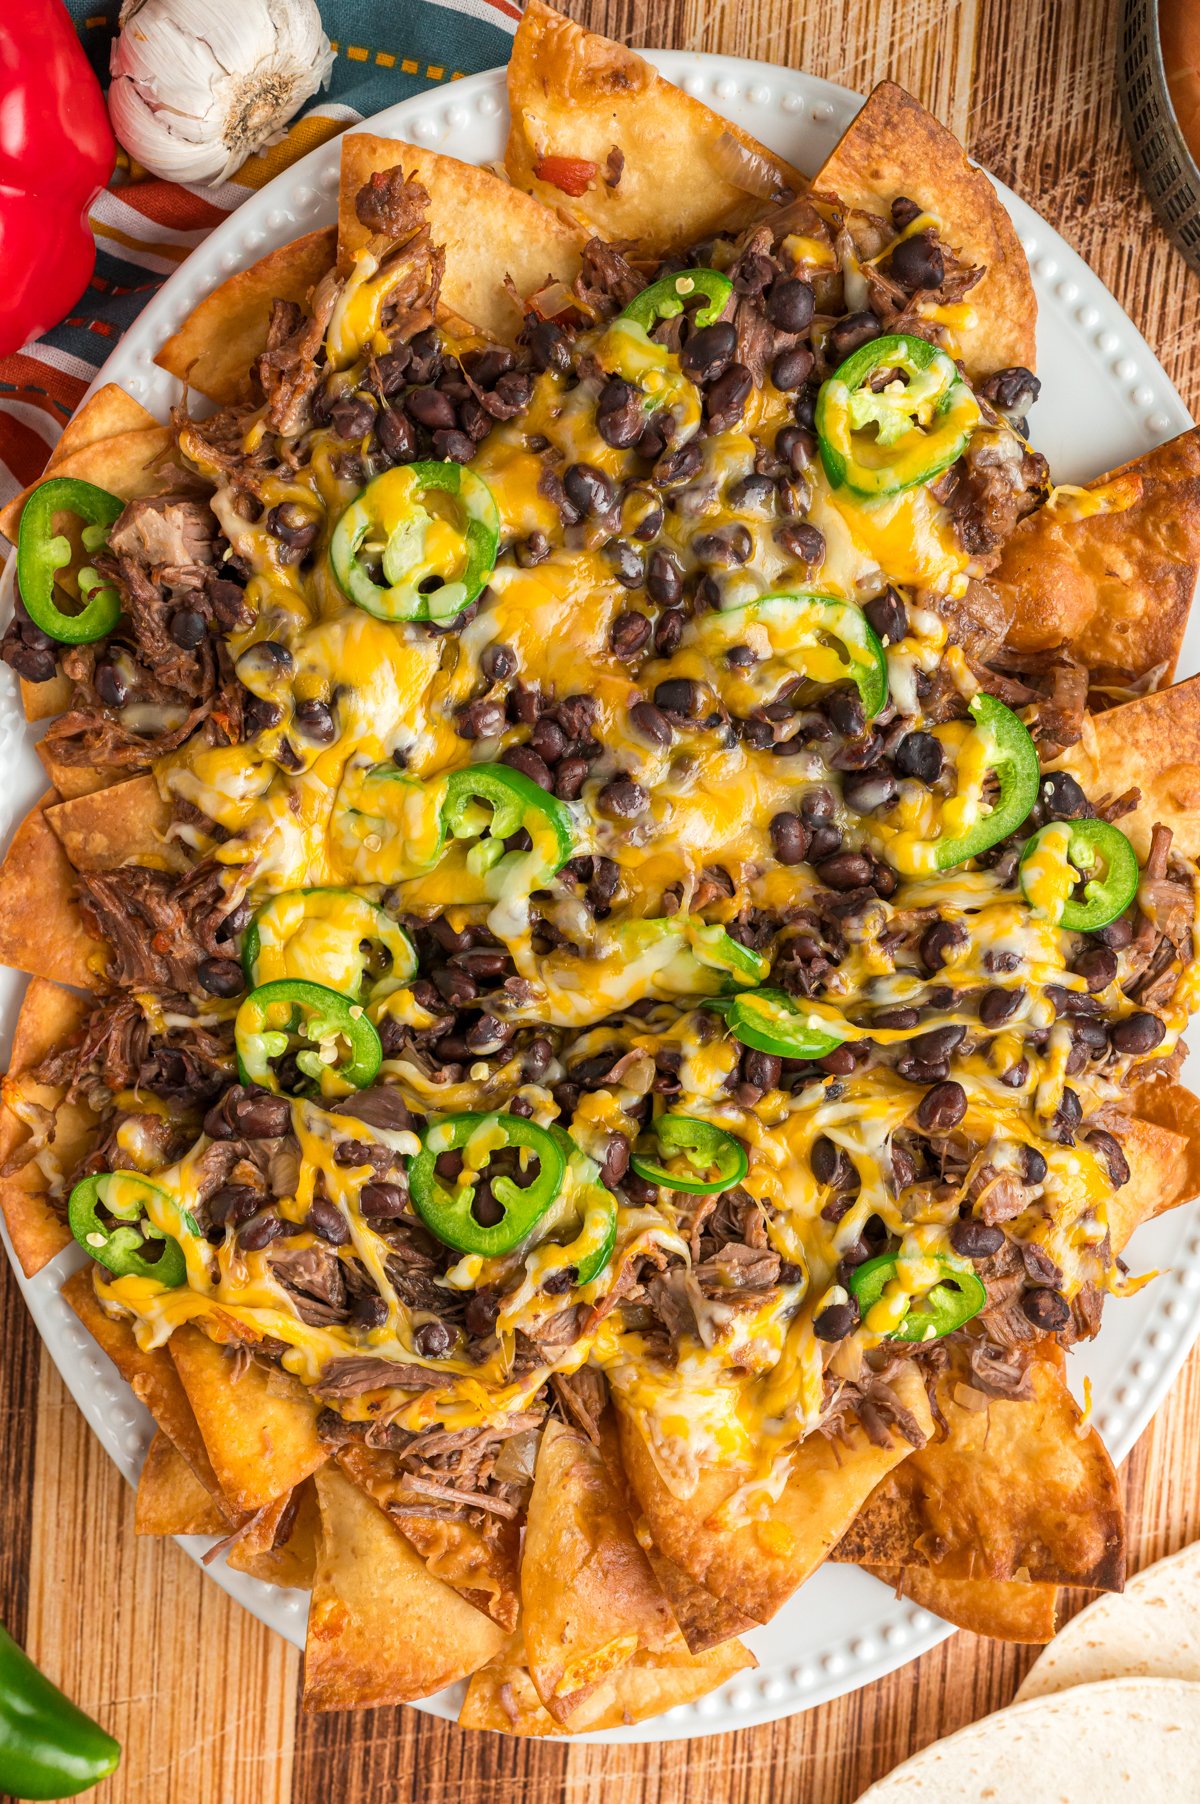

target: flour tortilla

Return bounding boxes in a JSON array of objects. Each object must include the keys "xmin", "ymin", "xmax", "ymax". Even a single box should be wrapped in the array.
[
  {"xmin": 1015, "ymin": 1540, "xmax": 1200, "ymax": 1701},
  {"xmin": 853, "ymin": 1678, "xmax": 1200, "ymax": 1801}
]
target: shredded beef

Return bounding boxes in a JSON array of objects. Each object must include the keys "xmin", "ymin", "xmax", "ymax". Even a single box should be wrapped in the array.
[
  {"xmin": 314, "ymin": 1356, "xmax": 449, "ymax": 1398},
  {"xmin": 573, "ymin": 238, "xmax": 645, "ymax": 317},
  {"xmin": 354, "ymin": 167, "xmax": 430, "ymax": 240},
  {"xmin": 108, "ymin": 495, "xmax": 215, "ymax": 570},
  {"xmin": 964, "ymin": 1338, "xmax": 1034, "ymax": 1399},
  {"xmin": 77, "ymin": 861, "xmax": 237, "ymax": 993},
  {"xmin": 34, "ymin": 991, "xmax": 231, "ymax": 1110},
  {"xmin": 549, "ymin": 1368, "xmax": 608, "ymax": 1443},
  {"xmin": 270, "ymin": 1245, "xmax": 348, "ymax": 1325}
]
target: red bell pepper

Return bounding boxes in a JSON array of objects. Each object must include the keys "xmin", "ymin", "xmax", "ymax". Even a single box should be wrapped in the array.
[
  {"xmin": 534, "ymin": 154, "xmax": 597, "ymax": 198},
  {"xmin": 0, "ymin": 0, "xmax": 116, "ymax": 358}
]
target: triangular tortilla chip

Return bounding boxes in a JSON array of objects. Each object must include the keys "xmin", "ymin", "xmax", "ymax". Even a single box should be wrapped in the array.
[
  {"xmin": 812, "ymin": 80, "xmax": 1035, "ymax": 378},
  {"xmin": 0, "ymin": 979, "xmax": 96, "ymax": 1274},
  {"xmin": 334, "ymin": 1442, "xmax": 519, "ymax": 1630},
  {"xmin": 46, "ymin": 775, "xmax": 176, "ymax": 873},
  {"xmin": 338, "ymin": 134, "xmax": 586, "ymax": 345},
  {"xmin": 169, "ymin": 1323, "xmax": 327, "ymax": 1514},
  {"xmin": 36, "ymin": 741, "xmax": 116, "ymax": 801},
  {"xmin": 991, "ymin": 429, "xmax": 1200, "ymax": 681},
  {"xmin": 0, "ymin": 795, "xmax": 104, "ymax": 990},
  {"xmin": 135, "ymin": 1430, "xmax": 229, "ymax": 1536},
  {"xmin": 832, "ymin": 1354, "xmax": 1124, "ymax": 1590},
  {"xmin": 47, "ymin": 385, "xmax": 158, "ymax": 472},
  {"xmin": 1053, "ymin": 675, "xmax": 1200, "ymax": 860},
  {"xmin": 504, "ymin": 0, "xmax": 804, "ymax": 252},
  {"xmin": 867, "ymin": 1565, "xmax": 1059, "ymax": 1643},
  {"xmin": 304, "ymin": 1463, "xmax": 505, "ymax": 1710},
  {"xmin": 21, "ymin": 673, "xmax": 73, "ymax": 724},
  {"xmin": 617, "ymin": 1360, "xmax": 933, "ymax": 1623},
  {"xmin": 523, "ymin": 1420, "xmax": 680, "ymax": 1719},
  {"xmin": 0, "ymin": 426, "xmax": 179, "ymax": 547},
  {"xmin": 457, "ymin": 1625, "xmax": 753, "ymax": 1736},
  {"xmin": 62, "ymin": 1269, "xmax": 239, "ymax": 1523},
  {"xmin": 155, "ymin": 225, "xmax": 338, "ymax": 406},
  {"xmin": 1112, "ymin": 1097, "xmax": 1200, "ymax": 1252},
  {"xmin": 226, "ymin": 1479, "xmax": 320, "ymax": 1589}
]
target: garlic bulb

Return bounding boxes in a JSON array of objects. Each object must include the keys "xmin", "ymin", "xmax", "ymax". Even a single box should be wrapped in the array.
[{"xmin": 108, "ymin": 0, "xmax": 335, "ymax": 186}]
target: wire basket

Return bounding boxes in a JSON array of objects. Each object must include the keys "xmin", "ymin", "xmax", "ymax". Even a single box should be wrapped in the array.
[{"xmin": 1119, "ymin": 0, "xmax": 1200, "ymax": 275}]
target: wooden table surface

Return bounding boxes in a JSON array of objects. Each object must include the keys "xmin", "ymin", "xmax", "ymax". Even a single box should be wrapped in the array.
[{"xmin": 4, "ymin": 0, "xmax": 1200, "ymax": 1800}]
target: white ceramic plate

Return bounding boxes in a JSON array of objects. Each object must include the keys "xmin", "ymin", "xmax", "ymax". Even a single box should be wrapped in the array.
[{"xmin": 2, "ymin": 54, "xmax": 1199, "ymax": 1745}]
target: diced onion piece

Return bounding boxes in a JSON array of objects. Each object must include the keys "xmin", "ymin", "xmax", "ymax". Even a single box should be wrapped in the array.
[{"xmin": 709, "ymin": 129, "xmax": 790, "ymax": 201}]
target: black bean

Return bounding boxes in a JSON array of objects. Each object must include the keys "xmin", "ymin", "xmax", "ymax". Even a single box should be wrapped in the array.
[
  {"xmin": 920, "ymin": 919, "xmax": 967, "ymax": 972},
  {"xmin": 377, "ymin": 405, "xmax": 418, "ymax": 464},
  {"xmin": 456, "ymin": 697, "xmax": 505, "ymax": 741},
  {"xmin": 873, "ymin": 1006, "xmax": 920, "ymax": 1030},
  {"xmin": 630, "ymin": 701, "xmax": 673, "ymax": 748},
  {"xmin": 528, "ymin": 717, "xmax": 567, "ymax": 764},
  {"xmin": 814, "ymin": 1300, "xmax": 859, "ymax": 1341},
  {"xmin": 891, "ymin": 196, "xmax": 923, "ymax": 229},
  {"xmin": 771, "ymin": 344, "xmax": 815, "ymax": 391},
  {"xmin": 404, "ymin": 386, "xmax": 455, "ymax": 430},
  {"xmin": 501, "ymin": 744, "xmax": 554, "ymax": 790},
  {"xmin": 238, "ymin": 1212, "xmax": 287, "ymax": 1250},
  {"xmin": 606, "ymin": 538, "xmax": 645, "ymax": 588},
  {"xmin": 766, "ymin": 276, "xmax": 816, "ymax": 332},
  {"xmin": 728, "ymin": 473, "xmax": 776, "ymax": 514},
  {"xmin": 769, "ymin": 812, "xmax": 809, "ymax": 865},
  {"xmin": 693, "ymin": 524, "xmax": 752, "ymax": 567},
  {"xmin": 294, "ymin": 698, "xmax": 336, "ymax": 745},
  {"xmin": 555, "ymin": 756, "xmax": 589, "ymax": 799},
  {"xmin": 650, "ymin": 614, "xmax": 681, "ymax": 662},
  {"xmin": 978, "ymin": 366, "xmax": 1041, "ymax": 418},
  {"xmin": 1040, "ymin": 771, "xmax": 1093, "ymax": 820},
  {"xmin": 979, "ymin": 985, "xmax": 1022, "ymax": 1028},
  {"xmin": 360, "ymin": 1180, "xmax": 407, "ymax": 1220},
  {"xmin": 1095, "ymin": 916, "xmax": 1134, "ymax": 951},
  {"xmin": 827, "ymin": 689, "xmax": 865, "ymax": 737},
  {"xmin": 610, "ymin": 610, "xmax": 652, "ymax": 659},
  {"xmin": 1022, "ymin": 1145, "xmax": 1048, "ymax": 1184},
  {"xmin": 888, "ymin": 230, "xmax": 945, "ymax": 291},
  {"xmin": 525, "ymin": 318, "xmax": 571, "ymax": 373},
  {"xmin": 654, "ymin": 677, "xmax": 708, "ymax": 718},
  {"xmin": 432, "ymin": 429, "xmax": 475, "ymax": 463},
  {"xmin": 554, "ymin": 694, "xmax": 598, "ymax": 738},
  {"xmin": 231, "ymin": 1088, "xmax": 292, "ymax": 1139},
  {"xmin": 465, "ymin": 1015, "xmax": 513, "ymax": 1055},
  {"xmin": 481, "ymin": 641, "xmax": 517, "ymax": 683},
  {"xmin": 1111, "ymin": 1011, "xmax": 1166, "ymax": 1054},
  {"xmin": 744, "ymin": 1050, "xmax": 782, "ymax": 1093},
  {"xmin": 331, "ymin": 395, "xmax": 374, "ymax": 439},
  {"xmin": 1086, "ymin": 1128, "xmax": 1131, "ymax": 1188},
  {"xmin": 351, "ymin": 1295, "xmax": 389, "ymax": 1329},
  {"xmin": 197, "ymin": 956, "xmax": 244, "ymax": 998},
  {"xmin": 565, "ymin": 462, "xmax": 615, "ymax": 518},
  {"xmin": 601, "ymin": 1132, "xmax": 631, "ymax": 1188},
  {"xmin": 644, "ymin": 552, "xmax": 682, "ymax": 609},
  {"xmin": 917, "ymin": 1080, "xmax": 967, "ymax": 1131},
  {"xmin": 825, "ymin": 311, "xmax": 881, "ymax": 365},
  {"xmin": 373, "ymin": 347, "xmax": 412, "ymax": 394},
  {"xmin": 406, "ymin": 329, "xmax": 442, "ymax": 383},
  {"xmin": 208, "ymin": 1186, "xmax": 262, "ymax": 1228},
  {"xmin": 775, "ymin": 522, "xmax": 826, "ymax": 566},
  {"xmin": 895, "ymin": 731, "xmax": 944, "ymax": 783},
  {"xmin": 811, "ymin": 1135, "xmax": 851, "ymax": 1186},
  {"xmin": 414, "ymin": 1320, "xmax": 453, "ymax": 1358},
  {"xmin": 680, "ymin": 320, "xmax": 737, "ymax": 382},
  {"xmin": 704, "ymin": 363, "xmax": 752, "ymax": 431},
  {"xmin": 841, "ymin": 767, "xmax": 898, "ymax": 813},
  {"xmin": 464, "ymin": 1287, "xmax": 500, "ymax": 1337},
  {"xmin": 484, "ymin": 371, "xmax": 533, "ymax": 421},
  {"xmin": 596, "ymin": 377, "xmax": 644, "ymax": 449},
  {"xmin": 776, "ymin": 424, "xmax": 816, "ymax": 472},
  {"xmin": 816, "ymin": 851, "xmax": 873, "ymax": 890},
  {"xmin": 333, "ymin": 1138, "xmax": 376, "ymax": 1168},
  {"xmin": 306, "ymin": 1198, "xmax": 352, "ymax": 1246},
  {"xmin": 1021, "ymin": 1287, "xmax": 1070, "ymax": 1331},
  {"xmin": 1075, "ymin": 946, "xmax": 1118, "ymax": 992},
  {"xmin": 515, "ymin": 530, "xmax": 551, "ymax": 569},
  {"xmin": 950, "ymin": 1219, "xmax": 1005, "ymax": 1259},
  {"xmin": 807, "ymin": 824, "xmax": 843, "ymax": 861},
  {"xmin": 523, "ymin": 1037, "xmax": 554, "ymax": 1082},
  {"xmin": 598, "ymin": 776, "xmax": 648, "ymax": 818},
  {"xmin": 652, "ymin": 441, "xmax": 703, "ymax": 486},
  {"xmin": 169, "ymin": 608, "xmax": 207, "ymax": 649},
  {"xmin": 910, "ymin": 1022, "xmax": 967, "ymax": 1063},
  {"xmin": 864, "ymin": 587, "xmax": 908, "ymax": 645}
]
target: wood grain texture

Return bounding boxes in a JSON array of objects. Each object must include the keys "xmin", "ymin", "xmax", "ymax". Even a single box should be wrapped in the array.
[{"xmin": 3, "ymin": 1, "xmax": 1200, "ymax": 1800}]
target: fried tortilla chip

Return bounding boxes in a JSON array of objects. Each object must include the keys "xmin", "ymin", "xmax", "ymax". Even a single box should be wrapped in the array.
[
  {"xmin": 335, "ymin": 1442, "xmax": 519, "ymax": 1631},
  {"xmin": 1053, "ymin": 674, "xmax": 1200, "ymax": 860},
  {"xmin": 63, "ymin": 1269, "xmax": 240, "ymax": 1523},
  {"xmin": 45, "ymin": 775, "xmax": 177, "ymax": 873},
  {"xmin": 812, "ymin": 80, "xmax": 1035, "ymax": 378},
  {"xmin": 457, "ymin": 1625, "xmax": 753, "ymax": 1736},
  {"xmin": 337, "ymin": 134, "xmax": 586, "ymax": 345},
  {"xmin": 225, "ymin": 1478, "xmax": 320, "ymax": 1589},
  {"xmin": 992, "ymin": 430, "xmax": 1200, "ymax": 680},
  {"xmin": 155, "ymin": 225, "xmax": 338, "ymax": 406},
  {"xmin": 504, "ymin": 0, "xmax": 804, "ymax": 252},
  {"xmin": 35, "ymin": 742, "xmax": 116, "ymax": 801},
  {"xmin": 617, "ymin": 1361, "xmax": 934, "ymax": 1623},
  {"xmin": 867, "ymin": 1565, "xmax": 1059, "ymax": 1642},
  {"xmin": 135, "ymin": 1429, "xmax": 229, "ymax": 1536},
  {"xmin": 47, "ymin": 384, "xmax": 158, "ymax": 471},
  {"xmin": 21, "ymin": 674, "xmax": 74, "ymax": 725},
  {"xmin": 168, "ymin": 1323, "xmax": 327, "ymax": 1514},
  {"xmin": 0, "ymin": 426, "xmax": 180, "ymax": 547},
  {"xmin": 1112, "ymin": 1097, "xmax": 1200, "ymax": 1252},
  {"xmin": 523, "ymin": 1420, "xmax": 680, "ymax": 1720},
  {"xmin": 304, "ymin": 1462, "xmax": 506, "ymax": 1710},
  {"xmin": 0, "ymin": 795, "xmax": 104, "ymax": 990},
  {"xmin": 832, "ymin": 1354, "xmax": 1124, "ymax": 1590},
  {"xmin": 0, "ymin": 979, "xmax": 97, "ymax": 1273}
]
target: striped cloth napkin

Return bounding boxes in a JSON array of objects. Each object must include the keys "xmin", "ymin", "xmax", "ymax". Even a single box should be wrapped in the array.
[{"xmin": 0, "ymin": 0, "xmax": 521, "ymax": 511}]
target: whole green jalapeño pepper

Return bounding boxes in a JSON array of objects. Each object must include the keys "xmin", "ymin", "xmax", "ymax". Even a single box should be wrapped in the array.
[
  {"xmin": 816, "ymin": 332, "xmax": 980, "ymax": 498},
  {"xmin": 849, "ymin": 1250, "xmax": 987, "ymax": 1342},
  {"xmin": 16, "ymin": 476, "xmax": 124, "ymax": 644},
  {"xmin": 242, "ymin": 887, "xmax": 417, "ymax": 995},
  {"xmin": 67, "ymin": 1171, "xmax": 187, "ymax": 1286},
  {"xmin": 718, "ymin": 986, "xmax": 846, "ymax": 1060},
  {"xmin": 330, "ymin": 461, "xmax": 499, "ymax": 624},
  {"xmin": 409, "ymin": 1112, "xmax": 567, "ymax": 1257},
  {"xmin": 630, "ymin": 1114, "xmax": 749, "ymax": 1195},
  {"xmin": 620, "ymin": 269, "xmax": 734, "ymax": 334},
  {"xmin": 1019, "ymin": 819, "xmax": 1139, "ymax": 932},
  {"xmin": 235, "ymin": 979, "xmax": 382, "ymax": 1096},
  {"xmin": 0, "ymin": 1623, "xmax": 120, "ymax": 1800}
]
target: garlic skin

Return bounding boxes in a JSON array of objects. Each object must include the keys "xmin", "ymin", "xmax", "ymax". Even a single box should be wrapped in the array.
[{"xmin": 108, "ymin": 0, "xmax": 335, "ymax": 186}]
